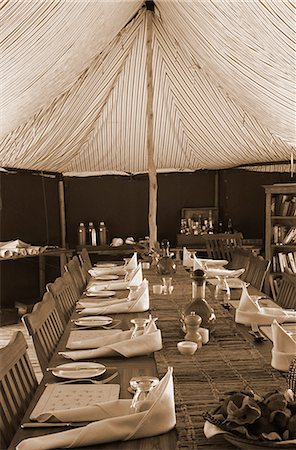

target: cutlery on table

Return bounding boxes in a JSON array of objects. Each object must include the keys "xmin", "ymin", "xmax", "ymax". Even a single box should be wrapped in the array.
[
  {"xmin": 46, "ymin": 365, "xmax": 103, "ymax": 371},
  {"xmin": 21, "ymin": 422, "xmax": 87, "ymax": 428}
]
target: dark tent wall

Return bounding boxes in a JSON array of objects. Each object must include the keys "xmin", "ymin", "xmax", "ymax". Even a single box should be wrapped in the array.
[
  {"xmin": 0, "ymin": 170, "xmax": 61, "ymax": 310},
  {"xmin": 65, "ymin": 169, "xmax": 293, "ymax": 248},
  {"xmin": 64, "ymin": 171, "xmax": 217, "ymax": 247}
]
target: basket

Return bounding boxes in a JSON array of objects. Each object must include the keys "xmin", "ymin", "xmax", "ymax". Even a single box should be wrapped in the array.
[
  {"xmin": 223, "ymin": 433, "xmax": 296, "ymax": 450},
  {"xmin": 204, "ymin": 359, "xmax": 296, "ymax": 449}
]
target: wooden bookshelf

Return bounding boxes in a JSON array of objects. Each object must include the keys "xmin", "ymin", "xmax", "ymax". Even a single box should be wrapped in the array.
[{"xmin": 263, "ymin": 184, "xmax": 296, "ymax": 286}]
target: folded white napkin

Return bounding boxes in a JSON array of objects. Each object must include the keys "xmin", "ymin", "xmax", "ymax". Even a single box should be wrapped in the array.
[
  {"xmin": 271, "ymin": 320, "xmax": 296, "ymax": 371},
  {"xmin": 0, "ymin": 239, "xmax": 30, "ymax": 249},
  {"xmin": 205, "ymin": 267, "xmax": 245, "ymax": 278},
  {"xmin": 59, "ymin": 319, "xmax": 162, "ymax": 360},
  {"xmin": 123, "ymin": 252, "xmax": 138, "ymax": 270},
  {"xmin": 88, "ymin": 265, "xmax": 126, "ymax": 277},
  {"xmin": 79, "ymin": 279, "xmax": 149, "ymax": 315},
  {"xmin": 16, "ymin": 367, "xmax": 175, "ymax": 450},
  {"xmin": 0, "ymin": 249, "xmax": 14, "ymax": 258},
  {"xmin": 86, "ymin": 263, "xmax": 143, "ymax": 292},
  {"xmin": 193, "ymin": 255, "xmax": 228, "ymax": 271},
  {"xmin": 183, "ymin": 247, "xmax": 193, "ymax": 268},
  {"xmin": 235, "ymin": 285, "xmax": 296, "ymax": 325},
  {"xmin": 26, "ymin": 246, "xmax": 42, "ymax": 255},
  {"xmin": 67, "ymin": 329, "xmax": 132, "ymax": 349}
]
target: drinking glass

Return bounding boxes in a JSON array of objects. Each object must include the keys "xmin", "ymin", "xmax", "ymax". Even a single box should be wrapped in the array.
[
  {"xmin": 214, "ymin": 276, "xmax": 230, "ymax": 305},
  {"xmin": 130, "ymin": 318, "xmax": 150, "ymax": 338},
  {"xmin": 162, "ymin": 276, "xmax": 173, "ymax": 295},
  {"xmin": 130, "ymin": 376, "xmax": 159, "ymax": 413}
]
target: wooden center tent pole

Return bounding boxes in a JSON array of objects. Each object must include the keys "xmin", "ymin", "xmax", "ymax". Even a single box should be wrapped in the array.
[{"xmin": 146, "ymin": 6, "xmax": 158, "ymax": 250}]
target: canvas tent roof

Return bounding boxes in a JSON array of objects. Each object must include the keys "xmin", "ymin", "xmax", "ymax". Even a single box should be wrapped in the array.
[{"xmin": 0, "ymin": 0, "xmax": 295, "ymax": 175}]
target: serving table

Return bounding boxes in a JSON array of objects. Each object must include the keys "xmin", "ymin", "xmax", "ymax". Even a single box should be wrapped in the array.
[{"xmin": 10, "ymin": 266, "xmax": 288, "ymax": 450}]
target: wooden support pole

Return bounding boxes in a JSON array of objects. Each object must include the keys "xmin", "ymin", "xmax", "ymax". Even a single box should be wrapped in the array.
[
  {"xmin": 58, "ymin": 180, "xmax": 67, "ymax": 272},
  {"xmin": 146, "ymin": 9, "xmax": 158, "ymax": 249}
]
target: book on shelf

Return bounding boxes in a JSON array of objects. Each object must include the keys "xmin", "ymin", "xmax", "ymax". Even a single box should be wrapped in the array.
[
  {"xmin": 287, "ymin": 252, "xmax": 296, "ymax": 273},
  {"xmin": 282, "ymin": 227, "xmax": 296, "ymax": 244},
  {"xmin": 272, "ymin": 194, "xmax": 296, "ymax": 216},
  {"xmin": 272, "ymin": 225, "xmax": 296, "ymax": 245},
  {"xmin": 274, "ymin": 252, "xmax": 296, "ymax": 274}
]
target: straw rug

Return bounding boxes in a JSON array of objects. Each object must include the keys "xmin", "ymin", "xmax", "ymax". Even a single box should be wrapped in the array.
[{"xmin": 150, "ymin": 273, "xmax": 288, "ymax": 450}]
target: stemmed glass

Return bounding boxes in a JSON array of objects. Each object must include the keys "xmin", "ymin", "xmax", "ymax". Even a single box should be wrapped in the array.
[
  {"xmin": 214, "ymin": 275, "xmax": 231, "ymax": 308},
  {"xmin": 130, "ymin": 318, "xmax": 150, "ymax": 338},
  {"xmin": 130, "ymin": 376, "xmax": 159, "ymax": 413}
]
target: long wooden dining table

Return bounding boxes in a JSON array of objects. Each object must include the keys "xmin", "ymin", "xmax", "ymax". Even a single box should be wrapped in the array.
[{"xmin": 9, "ymin": 264, "xmax": 289, "ymax": 450}]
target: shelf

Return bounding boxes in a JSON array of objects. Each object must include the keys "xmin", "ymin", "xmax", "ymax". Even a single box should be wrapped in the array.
[
  {"xmin": 271, "ymin": 216, "xmax": 296, "ymax": 219},
  {"xmin": 271, "ymin": 244, "xmax": 296, "ymax": 249}
]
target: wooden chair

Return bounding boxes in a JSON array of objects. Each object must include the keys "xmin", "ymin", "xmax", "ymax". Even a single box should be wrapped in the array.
[
  {"xmin": 240, "ymin": 254, "xmax": 271, "ymax": 291},
  {"xmin": 46, "ymin": 271, "xmax": 80, "ymax": 325},
  {"xmin": 79, "ymin": 248, "xmax": 92, "ymax": 271},
  {"xmin": 0, "ymin": 331, "xmax": 38, "ymax": 448},
  {"xmin": 22, "ymin": 292, "xmax": 64, "ymax": 374},
  {"xmin": 203, "ymin": 233, "xmax": 243, "ymax": 262},
  {"xmin": 227, "ymin": 247, "xmax": 251, "ymax": 271},
  {"xmin": 269, "ymin": 272, "xmax": 296, "ymax": 309},
  {"xmin": 65, "ymin": 255, "xmax": 86, "ymax": 294}
]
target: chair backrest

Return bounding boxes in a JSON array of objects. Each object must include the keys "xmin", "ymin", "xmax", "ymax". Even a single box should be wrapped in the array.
[
  {"xmin": 203, "ymin": 233, "xmax": 243, "ymax": 262},
  {"xmin": 22, "ymin": 292, "xmax": 64, "ymax": 374},
  {"xmin": 65, "ymin": 255, "xmax": 86, "ymax": 293},
  {"xmin": 0, "ymin": 331, "xmax": 38, "ymax": 448},
  {"xmin": 240, "ymin": 254, "xmax": 271, "ymax": 291},
  {"xmin": 79, "ymin": 248, "xmax": 92, "ymax": 271},
  {"xmin": 275, "ymin": 272, "xmax": 296, "ymax": 309},
  {"xmin": 227, "ymin": 247, "xmax": 251, "ymax": 271},
  {"xmin": 47, "ymin": 271, "xmax": 79, "ymax": 325}
]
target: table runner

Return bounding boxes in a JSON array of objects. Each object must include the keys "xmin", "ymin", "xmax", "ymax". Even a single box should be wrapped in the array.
[{"xmin": 149, "ymin": 269, "xmax": 288, "ymax": 450}]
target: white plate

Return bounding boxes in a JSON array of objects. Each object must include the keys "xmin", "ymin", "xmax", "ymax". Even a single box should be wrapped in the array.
[
  {"xmin": 52, "ymin": 362, "xmax": 106, "ymax": 379},
  {"xmin": 95, "ymin": 275, "xmax": 119, "ymax": 281},
  {"xmin": 207, "ymin": 278, "xmax": 246, "ymax": 288},
  {"xmin": 95, "ymin": 263, "xmax": 117, "ymax": 268},
  {"xmin": 85, "ymin": 290, "xmax": 115, "ymax": 297},
  {"xmin": 74, "ymin": 316, "xmax": 113, "ymax": 327}
]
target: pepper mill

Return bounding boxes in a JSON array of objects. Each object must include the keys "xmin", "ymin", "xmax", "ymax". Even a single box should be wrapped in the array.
[{"xmin": 184, "ymin": 312, "xmax": 202, "ymax": 347}]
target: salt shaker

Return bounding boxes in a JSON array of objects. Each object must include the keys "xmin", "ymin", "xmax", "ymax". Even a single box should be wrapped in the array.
[{"xmin": 184, "ymin": 312, "xmax": 202, "ymax": 347}]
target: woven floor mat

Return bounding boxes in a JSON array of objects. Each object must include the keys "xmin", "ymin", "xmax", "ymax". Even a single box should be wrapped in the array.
[{"xmin": 151, "ymin": 275, "xmax": 288, "ymax": 449}]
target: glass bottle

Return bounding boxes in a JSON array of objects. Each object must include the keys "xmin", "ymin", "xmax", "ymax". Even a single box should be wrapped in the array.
[
  {"xmin": 227, "ymin": 218, "xmax": 233, "ymax": 234},
  {"xmin": 214, "ymin": 276, "xmax": 231, "ymax": 306},
  {"xmin": 156, "ymin": 239, "xmax": 177, "ymax": 276},
  {"xmin": 88, "ymin": 222, "xmax": 97, "ymax": 246},
  {"xmin": 130, "ymin": 376, "xmax": 159, "ymax": 413},
  {"xmin": 98, "ymin": 221, "xmax": 107, "ymax": 245},
  {"xmin": 78, "ymin": 222, "xmax": 86, "ymax": 246},
  {"xmin": 208, "ymin": 210, "xmax": 214, "ymax": 234},
  {"xmin": 182, "ymin": 269, "xmax": 216, "ymax": 332}
]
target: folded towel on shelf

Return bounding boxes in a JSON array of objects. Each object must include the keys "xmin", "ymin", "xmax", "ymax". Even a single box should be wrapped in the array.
[
  {"xmin": 79, "ymin": 279, "xmax": 149, "ymax": 315},
  {"xmin": 16, "ymin": 368, "xmax": 175, "ymax": 450},
  {"xmin": 235, "ymin": 285, "xmax": 296, "ymax": 325},
  {"xmin": 59, "ymin": 319, "xmax": 162, "ymax": 360},
  {"xmin": 271, "ymin": 320, "xmax": 296, "ymax": 371}
]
